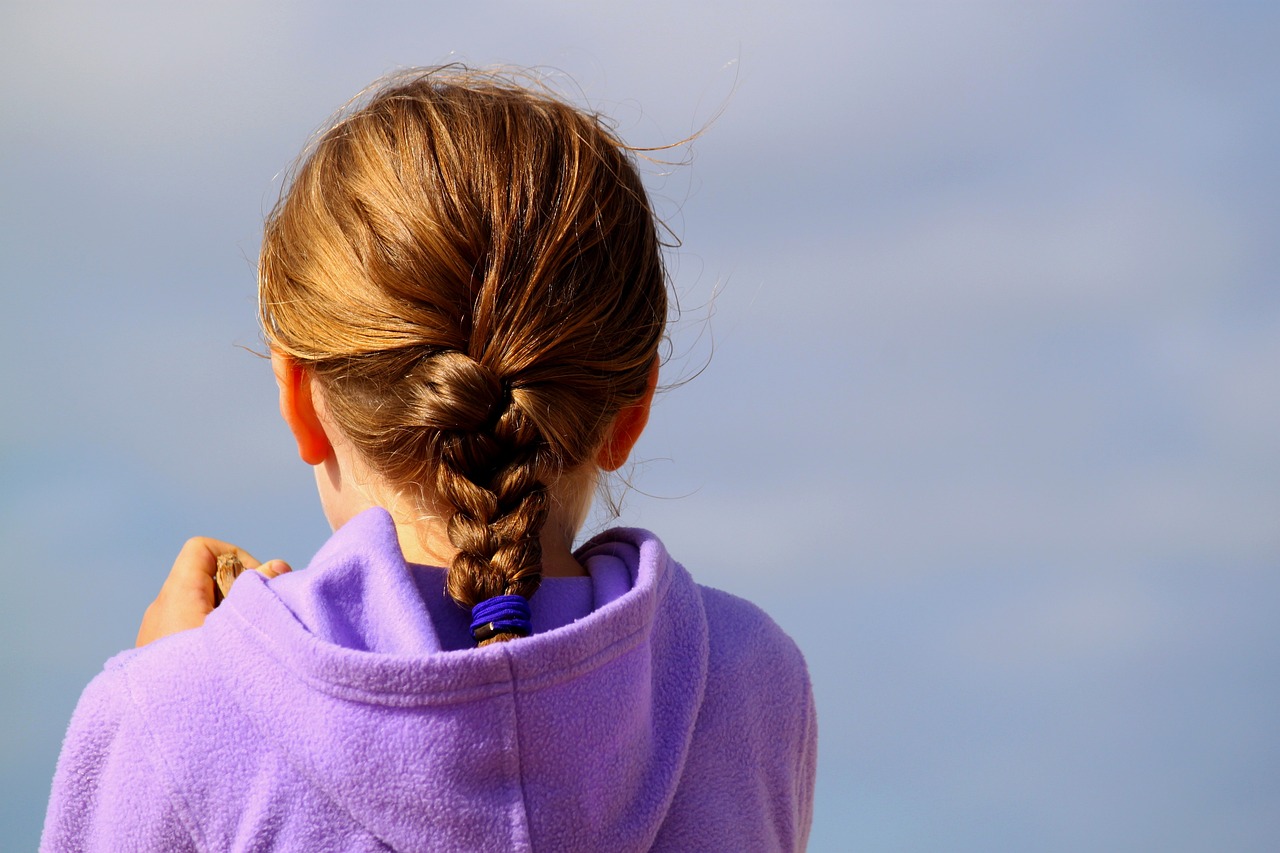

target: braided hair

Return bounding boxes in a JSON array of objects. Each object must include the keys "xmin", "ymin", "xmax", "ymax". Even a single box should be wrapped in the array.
[{"xmin": 258, "ymin": 68, "xmax": 667, "ymax": 645}]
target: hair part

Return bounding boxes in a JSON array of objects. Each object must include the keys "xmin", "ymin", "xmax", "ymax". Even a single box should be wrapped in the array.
[{"xmin": 259, "ymin": 67, "xmax": 668, "ymax": 643}]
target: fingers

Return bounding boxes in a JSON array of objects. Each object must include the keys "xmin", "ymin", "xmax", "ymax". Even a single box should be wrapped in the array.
[
  {"xmin": 166, "ymin": 538, "xmax": 292, "ymax": 593},
  {"xmin": 175, "ymin": 537, "xmax": 262, "ymax": 577},
  {"xmin": 136, "ymin": 538, "xmax": 292, "ymax": 648}
]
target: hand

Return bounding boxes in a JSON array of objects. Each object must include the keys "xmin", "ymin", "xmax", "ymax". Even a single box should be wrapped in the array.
[{"xmin": 136, "ymin": 537, "xmax": 291, "ymax": 647}]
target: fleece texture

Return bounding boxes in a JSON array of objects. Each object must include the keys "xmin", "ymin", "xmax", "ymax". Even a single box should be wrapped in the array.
[{"xmin": 43, "ymin": 508, "xmax": 817, "ymax": 852}]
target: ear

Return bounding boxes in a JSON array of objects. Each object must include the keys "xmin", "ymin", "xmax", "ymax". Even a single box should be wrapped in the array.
[
  {"xmin": 271, "ymin": 349, "xmax": 332, "ymax": 466},
  {"xmin": 597, "ymin": 359, "xmax": 660, "ymax": 472}
]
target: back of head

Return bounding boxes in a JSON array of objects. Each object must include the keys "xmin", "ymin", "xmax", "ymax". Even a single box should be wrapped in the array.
[{"xmin": 259, "ymin": 67, "xmax": 667, "ymax": 643}]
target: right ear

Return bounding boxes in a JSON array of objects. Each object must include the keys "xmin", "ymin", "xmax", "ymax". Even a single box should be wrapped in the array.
[{"xmin": 271, "ymin": 350, "xmax": 332, "ymax": 466}]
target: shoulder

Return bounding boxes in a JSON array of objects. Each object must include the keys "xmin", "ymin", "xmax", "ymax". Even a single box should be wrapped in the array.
[
  {"xmin": 693, "ymin": 585, "xmax": 814, "ymax": 734},
  {"xmin": 43, "ymin": 642, "xmax": 205, "ymax": 851},
  {"xmin": 63, "ymin": 628, "xmax": 220, "ymax": 765},
  {"xmin": 591, "ymin": 527, "xmax": 812, "ymax": 700},
  {"xmin": 60, "ymin": 628, "xmax": 217, "ymax": 740},
  {"xmin": 653, "ymin": 582, "xmax": 818, "ymax": 851},
  {"xmin": 90, "ymin": 627, "xmax": 226, "ymax": 743},
  {"xmin": 698, "ymin": 586, "xmax": 809, "ymax": 674}
]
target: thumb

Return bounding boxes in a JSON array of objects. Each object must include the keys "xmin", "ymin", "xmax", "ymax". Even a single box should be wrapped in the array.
[{"xmin": 256, "ymin": 559, "xmax": 293, "ymax": 580}]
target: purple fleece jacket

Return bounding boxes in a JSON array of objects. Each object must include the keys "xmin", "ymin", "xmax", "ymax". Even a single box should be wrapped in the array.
[{"xmin": 43, "ymin": 508, "xmax": 817, "ymax": 851}]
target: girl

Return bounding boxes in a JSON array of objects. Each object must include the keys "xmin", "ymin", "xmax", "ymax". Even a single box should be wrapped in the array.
[{"xmin": 43, "ymin": 67, "xmax": 817, "ymax": 852}]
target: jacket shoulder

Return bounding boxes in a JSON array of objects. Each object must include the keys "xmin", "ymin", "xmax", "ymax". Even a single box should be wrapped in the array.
[
  {"xmin": 43, "ymin": 650, "xmax": 200, "ymax": 851},
  {"xmin": 697, "ymin": 585, "xmax": 812, "ymax": 696},
  {"xmin": 654, "ymin": 584, "xmax": 817, "ymax": 852}
]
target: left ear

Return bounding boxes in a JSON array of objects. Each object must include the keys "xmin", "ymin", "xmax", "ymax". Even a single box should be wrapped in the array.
[
  {"xmin": 596, "ymin": 359, "xmax": 660, "ymax": 472},
  {"xmin": 271, "ymin": 349, "xmax": 333, "ymax": 466}
]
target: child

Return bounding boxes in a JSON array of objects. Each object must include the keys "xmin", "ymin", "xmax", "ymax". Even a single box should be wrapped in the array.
[{"xmin": 43, "ymin": 67, "xmax": 817, "ymax": 852}]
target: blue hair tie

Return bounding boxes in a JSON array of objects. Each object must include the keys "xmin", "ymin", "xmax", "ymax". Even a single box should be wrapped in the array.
[{"xmin": 470, "ymin": 594, "xmax": 532, "ymax": 643}]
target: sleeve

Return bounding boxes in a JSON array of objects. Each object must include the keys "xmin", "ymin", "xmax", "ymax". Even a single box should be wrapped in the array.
[{"xmin": 41, "ymin": 667, "xmax": 198, "ymax": 853}]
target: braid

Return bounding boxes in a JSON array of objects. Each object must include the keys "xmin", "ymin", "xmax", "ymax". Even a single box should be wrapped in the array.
[{"xmin": 403, "ymin": 350, "xmax": 551, "ymax": 644}]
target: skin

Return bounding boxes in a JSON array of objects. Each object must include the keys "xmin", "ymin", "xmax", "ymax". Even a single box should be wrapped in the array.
[{"xmin": 135, "ymin": 353, "xmax": 656, "ymax": 647}]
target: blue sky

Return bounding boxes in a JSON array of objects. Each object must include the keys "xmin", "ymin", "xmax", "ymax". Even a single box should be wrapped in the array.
[{"xmin": 2, "ymin": 2, "xmax": 1278, "ymax": 850}]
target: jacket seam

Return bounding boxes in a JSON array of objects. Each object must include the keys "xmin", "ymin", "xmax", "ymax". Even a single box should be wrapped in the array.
[
  {"xmin": 115, "ymin": 665, "xmax": 208, "ymax": 853},
  {"xmin": 505, "ymin": 649, "xmax": 536, "ymax": 852}
]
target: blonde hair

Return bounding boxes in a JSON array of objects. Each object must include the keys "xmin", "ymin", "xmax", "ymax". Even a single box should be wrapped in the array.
[{"xmin": 258, "ymin": 67, "xmax": 667, "ymax": 644}]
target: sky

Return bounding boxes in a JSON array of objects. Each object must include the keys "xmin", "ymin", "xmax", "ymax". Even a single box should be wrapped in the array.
[{"xmin": 2, "ymin": 2, "xmax": 1278, "ymax": 850}]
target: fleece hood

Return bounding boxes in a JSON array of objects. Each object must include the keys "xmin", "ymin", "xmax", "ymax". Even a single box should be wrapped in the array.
[
  {"xmin": 208, "ymin": 508, "xmax": 708, "ymax": 850},
  {"xmin": 44, "ymin": 507, "xmax": 815, "ymax": 852}
]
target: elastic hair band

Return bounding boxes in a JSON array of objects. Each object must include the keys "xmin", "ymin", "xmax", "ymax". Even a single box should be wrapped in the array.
[{"xmin": 470, "ymin": 594, "xmax": 533, "ymax": 643}]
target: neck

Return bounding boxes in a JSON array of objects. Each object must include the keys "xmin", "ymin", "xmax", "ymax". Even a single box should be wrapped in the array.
[
  {"xmin": 315, "ymin": 449, "xmax": 593, "ymax": 579},
  {"xmin": 395, "ymin": 518, "xmax": 588, "ymax": 578}
]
